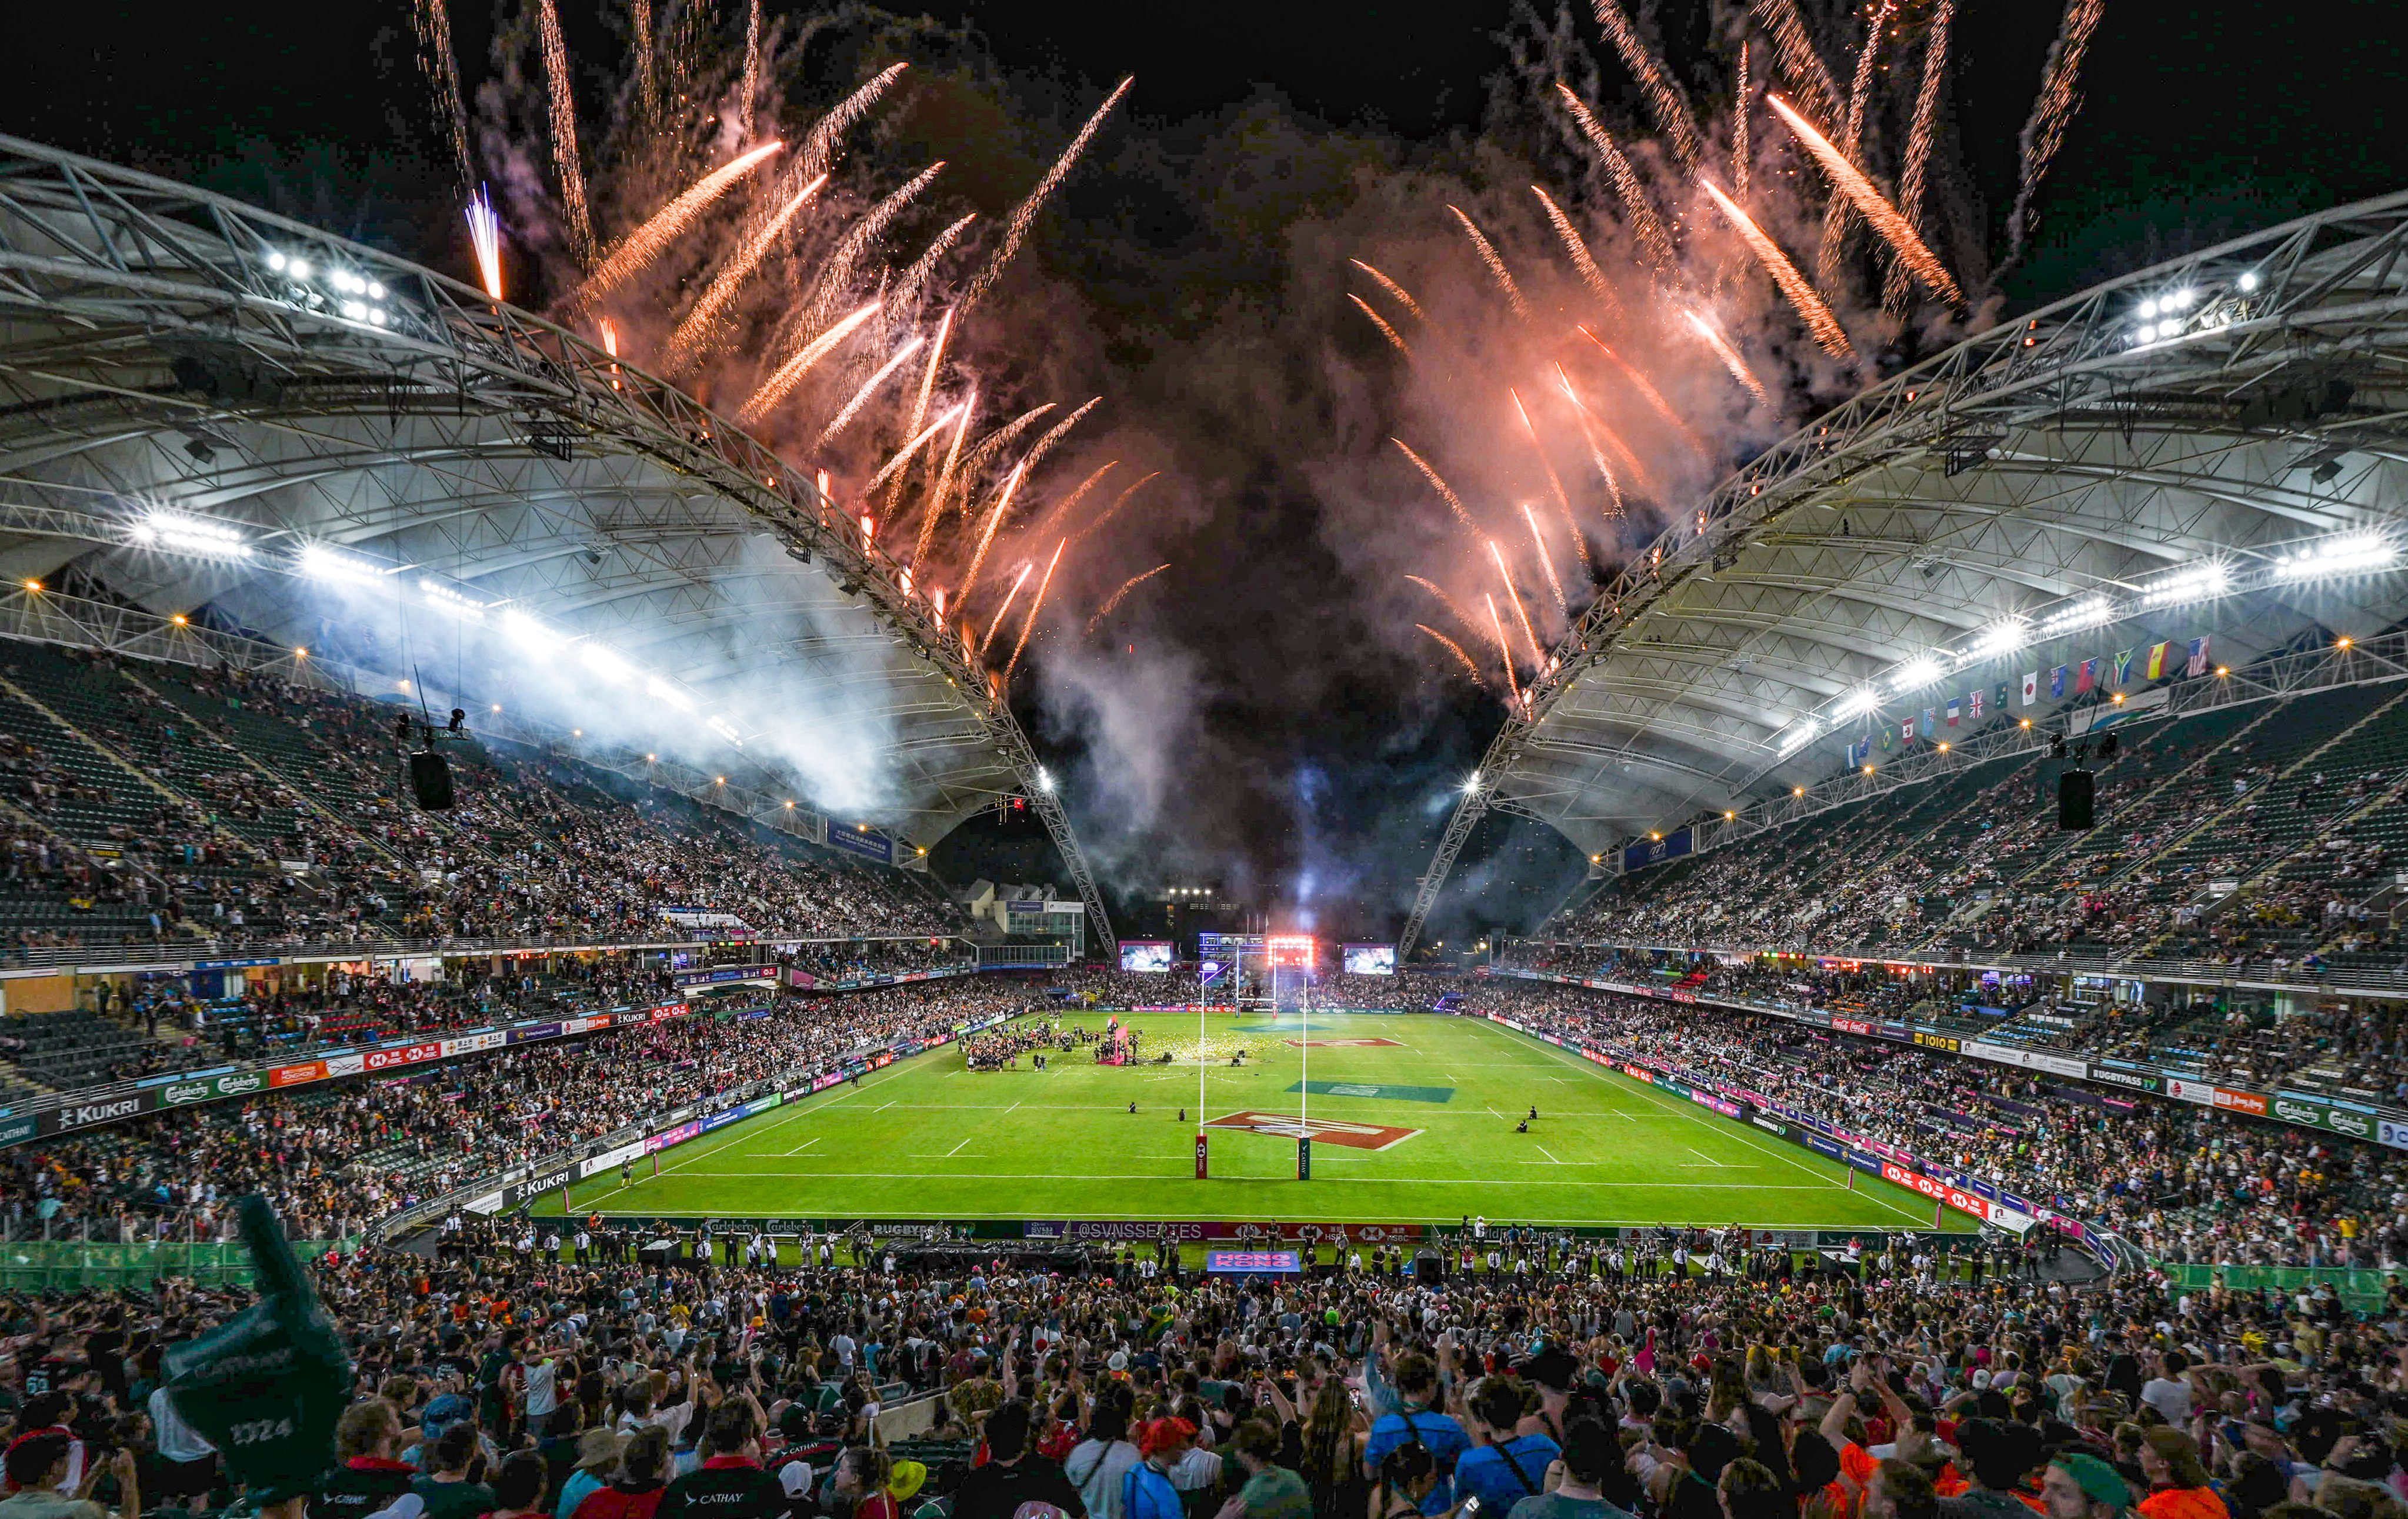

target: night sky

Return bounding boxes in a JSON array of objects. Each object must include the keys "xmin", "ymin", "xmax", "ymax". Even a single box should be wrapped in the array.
[{"xmin": 6, "ymin": 0, "xmax": 2405, "ymax": 947}]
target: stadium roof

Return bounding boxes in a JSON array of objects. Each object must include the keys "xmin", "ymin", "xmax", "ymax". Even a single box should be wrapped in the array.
[
  {"xmin": 1403, "ymin": 191, "xmax": 2408, "ymax": 954},
  {"xmin": 0, "ymin": 136, "xmax": 1115, "ymax": 954}
]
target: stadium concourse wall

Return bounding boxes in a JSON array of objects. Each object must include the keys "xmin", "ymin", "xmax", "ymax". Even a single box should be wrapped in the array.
[
  {"xmin": 0, "ymin": 962, "xmax": 989, "ymax": 1150},
  {"xmin": 1489, "ymin": 964, "xmax": 2408, "ymax": 1151}
]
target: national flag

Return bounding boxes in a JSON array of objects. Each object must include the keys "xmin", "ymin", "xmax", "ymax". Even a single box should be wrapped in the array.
[
  {"xmin": 2051, "ymin": 666, "xmax": 2067, "ymax": 699},
  {"xmin": 1880, "ymin": 725, "xmax": 1895, "ymax": 752},
  {"xmin": 2113, "ymin": 648, "xmax": 2136, "ymax": 687},
  {"xmin": 2022, "ymin": 670, "xmax": 2040, "ymax": 705},
  {"xmin": 1946, "ymin": 697, "xmax": 1961, "ymax": 727},
  {"xmin": 1970, "ymin": 688, "xmax": 1986, "ymax": 720},
  {"xmin": 1997, "ymin": 681, "xmax": 2011, "ymax": 715},
  {"xmin": 2147, "ymin": 641, "xmax": 2170, "ymax": 679},
  {"xmin": 1920, "ymin": 707, "xmax": 1936, "ymax": 738},
  {"xmin": 2075, "ymin": 658, "xmax": 2097, "ymax": 694},
  {"xmin": 2186, "ymin": 636, "xmax": 2211, "ymax": 677}
]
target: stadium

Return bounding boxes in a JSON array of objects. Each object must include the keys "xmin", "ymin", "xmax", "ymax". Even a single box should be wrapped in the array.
[{"xmin": 0, "ymin": 3, "xmax": 2404, "ymax": 1518}]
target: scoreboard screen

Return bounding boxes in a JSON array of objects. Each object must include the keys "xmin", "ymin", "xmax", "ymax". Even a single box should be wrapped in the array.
[
  {"xmin": 1206, "ymin": 1249, "xmax": 1302, "ymax": 1274},
  {"xmin": 1343, "ymin": 944, "xmax": 1395, "ymax": 975},
  {"xmin": 1265, "ymin": 934, "xmax": 1317, "ymax": 969},
  {"xmin": 1119, "ymin": 940, "xmax": 1174, "ymax": 973}
]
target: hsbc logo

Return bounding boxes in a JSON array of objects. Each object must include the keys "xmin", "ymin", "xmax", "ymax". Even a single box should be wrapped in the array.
[{"xmin": 366, "ymin": 1043, "xmax": 442, "ymax": 1070}]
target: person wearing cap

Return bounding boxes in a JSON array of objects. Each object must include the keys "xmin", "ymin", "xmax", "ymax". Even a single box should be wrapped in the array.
[
  {"xmin": 2042, "ymin": 1454, "xmax": 2133, "ymax": 1519},
  {"xmin": 555, "ymin": 1429, "xmax": 628, "ymax": 1519},
  {"xmin": 412, "ymin": 1425, "xmax": 498, "ymax": 1519}
]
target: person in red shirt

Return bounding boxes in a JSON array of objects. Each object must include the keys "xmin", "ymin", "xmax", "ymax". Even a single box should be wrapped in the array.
[
  {"xmin": 2134, "ymin": 1431, "xmax": 2226, "ymax": 1519},
  {"xmin": 574, "ymin": 1428, "xmax": 672, "ymax": 1519}
]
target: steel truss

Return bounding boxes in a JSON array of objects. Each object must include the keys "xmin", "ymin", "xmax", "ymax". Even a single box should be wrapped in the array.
[
  {"xmin": 1400, "ymin": 191, "xmax": 2408, "ymax": 957},
  {"xmin": 0, "ymin": 136, "xmax": 1113, "ymax": 956}
]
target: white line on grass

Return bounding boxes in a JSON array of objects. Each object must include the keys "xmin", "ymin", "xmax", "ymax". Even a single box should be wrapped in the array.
[{"xmin": 781, "ymin": 1137, "xmax": 822, "ymax": 1156}]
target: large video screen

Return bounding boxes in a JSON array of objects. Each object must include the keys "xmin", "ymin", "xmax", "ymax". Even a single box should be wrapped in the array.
[
  {"xmin": 1120, "ymin": 940, "xmax": 1175, "ymax": 973},
  {"xmin": 1343, "ymin": 944, "xmax": 1396, "ymax": 976}
]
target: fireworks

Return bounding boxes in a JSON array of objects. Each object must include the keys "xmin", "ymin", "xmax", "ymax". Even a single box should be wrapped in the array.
[
  {"xmin": 2006, "ymin": 0, "xmax": 2109, "ymax": 274},
  {"xmin": 1405, "ymin": 575, "xmax": 1481, "ymax": 639},
  {"xmin": 573, "ymin": 141, "xmax": 785, "ymax": 310},
  {"xmin": 1488, "ymin": 540, "xmax": 1547, "ymax": 667},
  {"xmin": 1530, "ymin": 185, "xmax": 1620, "ymax": 316},
  {"xmin": 1390, "ymin": 440, "xmax": 1479, "ymax": 535},
  {"xmin": 1484, "ymin": 595, "xmax": 1524, "ymax": 705},
  {"xmin": 1035, "ymin": 462, "xmax": 1122, "ymax": 539},
  {"xmin": 666, "ymin": 173, "xmax": 827, "ymax": 363},
  {"xmin": 465, "ymin": 186, "xmax": 505, "ymax": 301},
  {"xmin": 1749, "ymin": 0, "xmax": 1843, "ymax": 125},
  {"xmin": 1075, "ymin": 472, "xmax": 1162, "ymax": 543},
  {"xmin": 796, "ymin": 162, "xmax": 945, "ymax": 335},
  {"xmin": 800, "ymin": 64, "xmax": 910, "ymax": 179},
  {"xmin": 978, "ymin": 562, "xmax": 1033, "ymax": 659},
  {"xmin": 925, "ymin": 398, "xmax": 978, "ymax": 546},
  {"xmin": 870, "ymin": 403, "xmax": 966, "ymax": 498},
  {"xmin": 740, "ymin": 0, "xmax": 763, "ymax": 138},
  {"xmin": 1418, "ymin": 625, "xmax": 1486, "ymax": 682},
  {"xmin": 1699, "ymin": 179, "xmax": 1857, "ymax": 358},
  {"xmin": 1349, "ymin": 260, "xmax": 1425, "ymax": 322},
  {"xmin": 1815, "ymin": 0, "xmax": 1897, "ymax": 292},
  {"xmin": 1887, "ymin": 0, "xmax": 1957, "ymax": 312},
  {"xmin": 1592, "ymin": 0, "xmax": 1703, "ymax": 168},
  {"xmin": 959, "ymin": 463, "xmax": 1029, "ymax": 604},
  {"xmin": 1349, "ymin": 295, "xmax": 1412, "ymax": 356},
  {"xmin": 1013, "ymin": 398, "xmax": 1103, "ymax": 489},
  {"xmin": 1005, "ymin": 539, "xmax": 1066, "ymax": 679},
  {"xmin": 1550, "ymin": 365, "xmax": 1632, "ymax": 514},
  {"xmin": 1449, "ymin": 206, "xmax": 1532, "ymax": 321},
  {"xmin": 536, "ymin": 0, "xmax": 596, "ymax": 269},
  {"xmin": 1732, "ymin": 41, "xmax": 1752, "ymax": 200},
  {"xmin": 1509, "ymin": 388, "xmax": 1586, "ymax": 576},
  {"xmin": 1683, "ymin": 309, "xmax": 1772, "ymax": 404},
  {"xmin": 818, "ymin": 335, "xmax": 928, "ymax": 447},
  {"xmin": 1519, "ymin": 500, "xmax": 1570, "ymax": 613},
  {"xmin": 889, "ymin": 213, "xmax": 978, "ymax": 316},
  {"xmin": 735, "ymin": 301, "xmax": 879, "ymax": 423},
  {"xmin": 1575, "ymin": 326, "xmax": 1708, "ymax": 456},
  {"xmin": 947, "ymin": 405, "xmax": 1057, "ymax": 528},
  {"xmin": 1086, "ymin": 563, "xmax": 1171, "ymax": 635},
  {"xmin": 411, "ymin": 0, "xmax": 471, "ymax": 185},
  {"xmin": 962, "ymin": 76, "xmax": 1135, "ymax": 313},
  {"xmin": 1766, "ymin": 96, "xmax": 1965, "ymax": 306},
  {"xmin": 1552, "ymin": 85, "xmax": 1676, "ymax": 273}
]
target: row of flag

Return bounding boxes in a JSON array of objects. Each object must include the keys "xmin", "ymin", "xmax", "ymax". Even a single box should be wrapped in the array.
[{"xmin": 1841, "ymin": 636, "xmax": 2212, "ymax": 766}]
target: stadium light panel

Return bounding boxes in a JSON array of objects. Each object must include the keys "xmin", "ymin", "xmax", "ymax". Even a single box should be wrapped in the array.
[
  {"xmin": 1969, "ymin": 620, "xmax": 2030, "ymax": 660},
  {"xmin": 298, "ymin": 543, "xmax": 381, "ymax": 583},
  {"xmin": 1891, "ymin": 656, "xmax": 1946, "ymax": 694},
  {"xmin": 1775, "ymin": 719, "xmax": 1819, "ymax": 757},
  {"xmin": 645, "ymin": 676, "xmax": 697, "ymax": 714},
  {"xmin": 579, "ymin": 641, "xmax": 635, "ymax": 682},
  {"xmin": 419, "ymin": 580, "xmax": 486, "ymax": 620},
  {"xmin": 2238, "ymin": 271, "xmax": 2261, "ymax": 292},
  {"xmin": 1831, "ymin": 688, "xmax": 1878, "ymax": 721},
  {"xmin": 2140, "ymin": 562, "xmax": 2229, "ymax": 607},
  {"xmin": 503, "ymin": 610, "xmax": 562, "ymax": 653},
  {"xmin": 2040, "ymin": 597, "xmax": 2112, "ymax": 638},
  {"xmin": 2273, "ymin": 532, "xmax": 2397, "ymax": 582},
  {"xmin": 134, "ymin": 510, "xmax": 251, "ymax": 559}
]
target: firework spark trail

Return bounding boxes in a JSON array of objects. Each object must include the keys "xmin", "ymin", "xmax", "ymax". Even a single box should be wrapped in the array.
[
  {"xmin": 1488, "ymin": 541, "xmax": 1549, "ymax": 669},
  {"xmin": 1449, "ymin": 208, "xmax": 1530, "ymax": 320},
  {"xmin": 1815, "ymin": 0, "xmax": 1897, "ymax": 291},
  {"xmin": 800, "ymin": 64, "xmax": 910, "ymax": 178},
  {"xmin": 1390, "ymin": 440, "xmax": 1480, "ymax": 536},
  {"xmin": 872, "ymin": 403, "xmax": 967, "ymax": 498},
  {"xmin": 1886, "ymin": 0, "xmax": 1957, "ymax": 311},
  {"xmin": 962, "ymin": 76, "xmax": 1134, "ymax": 313},
  {"xmin": 1510, "ymin": 388, "xmax": 1588, "ymax": 575},
  {"xmin": 960, "ymin": 467, "xmax": 1029, "ymax": 607},
  {"xmin": 1005, "ymin": 539, "xmax": 1066, "ymax": 680},
  {"xmin": 1418, "ymin": 625, "xmax": 1486, "ymax": 683},
  {"xmin": 571, "ymin": 141, "xmax": 783, "ymax": 310},
  {"xmin": 923, "ymin": 396, "xmax": 978, "ymax": 549},
  {"xmin": 817, "ymin": 336, "xmax": 927, "ymax": 446},
  {"xmin": 665, "ymin": 174, "xmax": 826, "ymax": 363},
  {"xmin": 1484, "ymin": 595, "xmax": 1525, "ymax": 705},
  {"xmin": 536, "ymin": 0, "xmax": 596, "ymax": 268},
  {"xmin": 735, "ymin": 301, "xmax": 879, "ymax": 422},
  {"xmin": 1749, "ymin": 0, "xmax": 1843, "ymax": 123},
  {"xmin": 1403, "ymin": 575, "xmax": 1480, "ymax": 634},
  {"xmin": 1349, "ymin": 295, "xmax": 1412, "ymax": 356},
  {"xmin": 945, "ymin": 405, "xmax": 1056, "ymax": 529},
  {"xmin": 632, "ymin": 0, "xmax": 658, "ymax": 123},
  {"xmin": 889, "ymin": 212, "xmax": 978, "ymax": 315},
  {"xmin": 1349, "ymin": 260, "xmax": 1425, "ymax": 321},
  {"xmin": 1519, "ymin": 500, "xmax": 1570, "ymax": 613},
  {"xmin": 1574, "ymin": 326, "xmax": 1705, "ymax": 453},
  {"xmin": 2005, "ymin": 0, "xmax": 2107, "ymax": 275},
  {"xmin": 903, "ymin": 310, "xmax": 953, "ymax": 448},
  {"xmin": 1074, "ymin": 472, "xmax": 1161, "ymax": 543},
  {"xmin": 466, "ymin": 187, "xmax": 505, "ymax": 301},
  {"xmin": 1767, "ymin": 96, "xmax": 1965, "ymax": 305},
  {"xmin": 412, "ymin": 0, "xmax": 472, "ymax": 183},
  {"xmin": 1553, "ymin": 86, "xmax": 1677, "ymax": 272},
  {"xmin": 977, "ymin": 562, "xmax": 1033, "ymax": 660},
  {"xmin": 1733, "ymin": 41, "xmax": 1752, "ymax": 199},
  {"xmin": 1683, "ymin": 310, "xmax": 1771, "ymax": 403},
  {"xmin": 1086, "ymin": 563, "xmax": 1173, "ymax": 636},
  {"xmin": 1700, "ymin": 179, "xmax": 1857, "ymax": 358},
  {"xmin": 1530, "ymin": 186, "xmax": 1623, "ymax": 318},
  {"xmin": 1013, "ymin": 398, "xmax": 1103, "ymax": 488},
  {"xmin": 1549, "ymin": 365, "xmax": 1631, "ymax": 513},
  {"xmin": 741, "ymin": 0, "xmax": 762, "ymax": 137},
  {"xmin": 800, "ymin": 162, "xmax": 945, "ymax": 333},
  {"xmin": 1035, "ymin": 462, "xmax": 1120, "ymax": 539},
  {"xmin": 1592, "ymin": 0, "xmax": 1703, "ymax": 167}
]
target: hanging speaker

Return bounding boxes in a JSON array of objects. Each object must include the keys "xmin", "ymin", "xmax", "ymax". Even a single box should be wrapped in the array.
[
  {"xmin": 408, "ymin": 750, "xmax": 456, "ymax": 812},
  {"xmin": 2057, "ymin": 768, "xmax": 2095, "ymax": 830}
]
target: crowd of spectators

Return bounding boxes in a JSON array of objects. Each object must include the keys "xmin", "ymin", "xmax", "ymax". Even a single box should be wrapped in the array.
[
  {"xmin": 0, "ymin": 647, "xmax": 965, "ymax": 956},
  {"xmin": 1459, "ymin": 980, "xmax": 2408, "ymax": 1272},
  {"xmin": 8, "ymin": 1182, "xmax": 2408, "ymax": 1519}
]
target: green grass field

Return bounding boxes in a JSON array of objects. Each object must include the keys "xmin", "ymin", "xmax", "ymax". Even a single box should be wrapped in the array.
[{"xmin": 544, "ymin": 1011, "xmax": 1966, "ymax": 1230}]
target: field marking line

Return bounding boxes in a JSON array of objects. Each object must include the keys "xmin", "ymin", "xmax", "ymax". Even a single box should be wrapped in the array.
[
  {"xmin": 1470, "ymin": 1020, "xmax": 1951, "ymax": 1229},
  {"xmin": 1535, "ymin": 1146, "xmax": 1565, "ymax": 1164},
  {"xmin": 781, "ymin": 1136, "xmax": 821, "ymax": 1156},
  {"xmin": 1686, "ymin": 1147, "xmax": 1736, "ymax": 1168}
]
